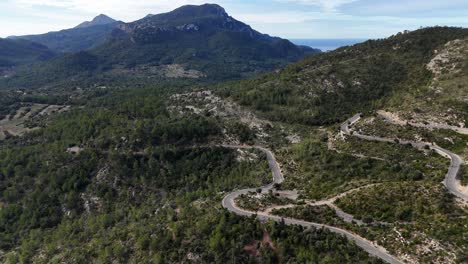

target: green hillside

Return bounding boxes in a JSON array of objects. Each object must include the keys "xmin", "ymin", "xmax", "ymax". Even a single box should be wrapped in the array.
[
  {"xmin": 222, "ymin": 27, "xmax": 468, "ymax": 125},
  {"xmin": 0, "ymin": 8, "xmax": 467, "ymax": 262},
  {"xmin": 0, "ymin": 87, "xmax": 381, "ymax": 263},
  {"xmin": 1, "ymin": 4, "xmax": 319, "ymax": 89},
  {"xmin": 14, "ymin": 22, "xmax": 121, "ymax": 53},
  {"xmin": 0, "ymin": 38, "xmax": 54, "ymax": 67}
]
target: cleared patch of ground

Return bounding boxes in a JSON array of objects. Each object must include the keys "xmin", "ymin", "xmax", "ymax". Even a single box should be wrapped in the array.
[
  {"xmin": 235, "ymin": 191, "xmax": 296, "ymax": 212},
  {"xmin": 386, "ymin": 38, "xmax": 468, "ymax": 126},
  {"xmin": 168, "ymin": 90, "xmax": 302, "ymax": 146},
  {"xmin": 427, "ymin": 39, "xmax": 465, "ymax": 80},
  {"xmin": 108, "ymin": 64, "xmax": 205, "ymax": 79},
  {"xmin": 243, "ymin": 230, "xmax": 277, "ymax": 258},
  {"xmin": 0, "ymin": 103, "xmax": 70, "ymax": 140},
  {"xmin": 163, "ymin": 64, "xmax": 205, "ymax": 79}
]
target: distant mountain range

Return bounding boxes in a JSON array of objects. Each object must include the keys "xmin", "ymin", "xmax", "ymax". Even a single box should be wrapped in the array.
[
  {"xmin": 9, "ymin": 15, "xmax": 122, "ymax": 53},
  {"xmin": 75, "ymin": 14, "xmax": 117, "ymax": 29},
  {"xmin": 0, "ymin": 38, "xmax": 55, "ymax": 67},
  {"xmin": 1, "ymin": 4, "xmax": 320, "ymax": 88}
]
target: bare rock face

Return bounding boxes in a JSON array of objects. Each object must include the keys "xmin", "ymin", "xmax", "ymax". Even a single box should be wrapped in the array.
[
  {"xmin": 163, "ymin": 64, "xmax": 205, "ymax": 79},
  {"xmin": 115, "ymin": 4, "xmax": 264, "ymax": 41},
  {"xmin": 427, "ymin": 39, "xmax": 467, "ymax": 80},
  {"xmin": 116, "ymin": 23, "xmax": 134, "ymax": 34}
]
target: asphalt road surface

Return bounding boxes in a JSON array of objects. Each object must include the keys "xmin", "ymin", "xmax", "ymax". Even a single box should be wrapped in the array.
[
  {"xmin": 221, "ymin": 144, "xmax": 403, "ymax": 264},
  {"xmin": 221, "ymin": 112, "xmax": 467, "ymax": 264},
  {"xmin": 342, "ymin": 114, "xmax": 467, "ymax": 201}
]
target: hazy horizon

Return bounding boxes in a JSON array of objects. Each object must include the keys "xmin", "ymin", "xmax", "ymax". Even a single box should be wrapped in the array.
[{"xmin": 290, "ymin": 38, "xmax": 368, "ymax": 51}]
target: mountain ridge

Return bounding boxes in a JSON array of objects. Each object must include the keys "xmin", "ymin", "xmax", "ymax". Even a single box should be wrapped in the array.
[
  {"xmin": 1, "ymin": 4, "xmax": 319, "ymax": 89},
  {"xmin": 10, "ymin": 17, "xmax": 122, "ymax": 53},
  {"xmin": 0, "ymin": 18, "xmax": 467, "ymax": 263},
  {"xmin": 75, "ymin": 14, "xmax": 117, "ymax": 28},
  {"xmin": 117, "ymin": 4, "xmax": 280, "ymax": 43},
  {"xmin": 0, "ymin": 38, "xmax": 55, "ymax": 67}
]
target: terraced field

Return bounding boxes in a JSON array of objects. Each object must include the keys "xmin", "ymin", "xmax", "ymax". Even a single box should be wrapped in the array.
[{"xmin": 0, "ymin": 103, "xmax": 70, "ymax": 140}]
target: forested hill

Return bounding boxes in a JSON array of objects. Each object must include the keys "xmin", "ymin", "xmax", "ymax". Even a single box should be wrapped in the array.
[
  {"xmin": 0, "ymin": 4, "xmax": 319, "ymax": 90},
  {"xmin": 222, "ymin": 27, "xmax": 468, "ymax": 125},
  {"xmin": 0, "ymin": 20, "xmax": 467, "ymax": 263},
  {"xmin": 0, "ymin": 85, "xmax": 381, "ymax": 263},
  {"xmin": 0, "ymin": 38, "xmax": 55, "ymax": 67},
  {"xmin": 12, "ymin": 22, "xmax": 122, "ymax": 53}
]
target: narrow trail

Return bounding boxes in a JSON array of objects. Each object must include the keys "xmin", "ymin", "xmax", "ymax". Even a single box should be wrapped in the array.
[
  {"xmin": 343, "ymin": 114, "xmax": 468, "ymax": 201},
  {"xmin": 264, "ymin": 184, "xmax": 395, "ymax": 226},
  {"xmin": 307, "ymin": 184, "xmax": 379, "ymax": 226},
  {"xmin": 377, "ymin": 110, "xmax": 468, "ymax": 135},
  {"xmin": 221, "ymin": 145, "xmax": 403, "ymax": 264}
]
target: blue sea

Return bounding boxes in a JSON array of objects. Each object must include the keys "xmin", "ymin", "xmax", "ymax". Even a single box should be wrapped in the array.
[{"xmin": 290, "ymin": 39, "xmax": 368, "ymax": 52}]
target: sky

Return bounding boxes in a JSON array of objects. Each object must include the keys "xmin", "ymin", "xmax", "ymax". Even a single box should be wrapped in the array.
[{"xmin": 0, "ymin": 0, "xmax": 467, "ymax": 39}]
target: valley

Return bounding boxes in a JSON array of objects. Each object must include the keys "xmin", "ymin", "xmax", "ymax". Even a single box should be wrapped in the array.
[{"xmin": 0, "ymin": 3, "xmax": 467, "ymax": 264}]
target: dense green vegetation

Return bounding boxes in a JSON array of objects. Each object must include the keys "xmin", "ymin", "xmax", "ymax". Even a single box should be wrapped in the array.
[
  {"xmin": 335, "ymin": 182, "xmax": 460, "ymax": 223},
  {"xmin": 0, "ymin": 4, "xmax": 318, "ymax": 90},
  {"xmin": 335, "ymin": 182, "xmax": 467, "ymax": 261},
  {"xmin": 0, "ymin": 93, "xmax": 21, "ymax": 117},
  {"xmin": 5, "ymin": 207, "xmax": 383, "ymax": 263},
  {"xmin": 335, "ymin": 136, "xmax": 449, "ymax": 182},
  {"xmin": 235, "ymin": 191, "xmax": 295, "ymax": 211},
  {"xmin": 16, "ymin": 21, "xmax": 120, "ymax": 53},
  {"xmin": 386, "ymin": 37, "xmax": 468, "ymax": 123},
  {"xmin": 0, "ymin": 38, "xmax": 54, "ymax": 67},
  {"xmin": 0, "ymin": 87, "xmax": 382, "ymax": 262},
  {"xmin": 220, "ymin": 27, "xmax": 468, "ymax": 125},
  {"xmin": 272, "ymin": 205, "xmax": 343, "ymax": 225},
  {"xmin": 276, "ymin": 132, "xmax": 448, "ymax": 199},
  {"xmin": 355, "ymin": 115, "xmax": 468, "ymax": 154},
  {"xmin": 271, "ymin": 181, "xmax": 468, "ymax": 262},
  {"xmin": 1, "ymin": 24, "xmax": 467, "ymax": 263},
  {"xmin": 461, "ymin": 164, "xmax": 468, "ymax": 185}
]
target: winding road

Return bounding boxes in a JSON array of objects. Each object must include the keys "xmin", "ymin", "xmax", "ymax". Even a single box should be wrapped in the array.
[
  {"xmin": 221, "ymin": 112, "xmax": 467, "ymax": 263},
  {"xmin": 342, "ymin": 114, "xmax": 468, "ymax": 201},
  {"xmin": 221, "ymin": 145, "xmax": 403, "ymax": 264},
  {"xmin": 377, "ymin": 111, "xmax": 468, "ymax": 135}
]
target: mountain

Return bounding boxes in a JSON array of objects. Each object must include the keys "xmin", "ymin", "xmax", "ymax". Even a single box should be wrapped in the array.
[
  {"xmin": 102, "ymin": 3, "xmax": 318, "ymax": 75},
  {"xmin": 1, "ymin": 4, "xmax": 319, "ymax": 89},
  {"xmin": 223, "ymin": 27, "xmax": 468, "ymax": 125},
  {"xmin": 75, "ymin": 14, "xmax": 117, "ymax": 28},
  {"xmin": 0, "ymin": 38, "xmax": 55, "ymax": 67},
  {"xmin": 11, "ymin": 15, "xmax": 121, "ymax": 53},
  {"xmin": 1, "ymin": 13, "xmax": 468, "ymax": 262}
]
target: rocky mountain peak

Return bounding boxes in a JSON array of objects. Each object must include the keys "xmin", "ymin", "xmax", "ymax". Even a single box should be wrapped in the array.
[{"xmin": 75, "ymin": 14, "xmax": 116, "ymax": 28}]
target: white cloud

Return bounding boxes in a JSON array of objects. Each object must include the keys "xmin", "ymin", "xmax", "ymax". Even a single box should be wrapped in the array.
[
  {"xmin": 236, "ymin": 11, "xmax": 321, "ymax": 24},
  {"xmin": 276, "ymin": 0, "xmax": 359, "ymax": 12},
  {"xmin": 1, "ymin": 0, "xmax": 467, "ymax": 38},
  {"xmin": 14, "ymin": 0, "xmax": 210, "ymax": 21}
]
